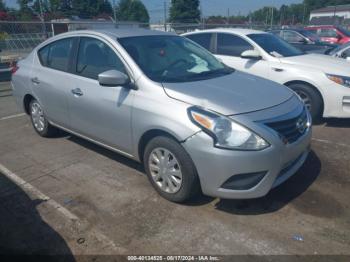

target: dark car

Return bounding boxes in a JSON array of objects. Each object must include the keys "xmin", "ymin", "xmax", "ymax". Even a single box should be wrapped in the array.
[{"xmin": 269, "ymin": 29, "xmax": 337, "ymax": 54}]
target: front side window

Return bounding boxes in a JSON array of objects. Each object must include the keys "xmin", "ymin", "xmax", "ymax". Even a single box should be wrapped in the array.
[
  {"xmin": 217, "ymin": 33, "xmax": 253, "ymax": 57},
  {"xmin": 118, "ymin": 35, "xmax": 232, "ymax": 83},
  {"xmin": 341, "ymin": 48, "xmax": 350, "ymax": 59},
  {"xmin": 38, "ymin": 38, "xmax": 74, "ymax": 72},
  {"xmin": 76, "ymin": 37, "xmax": 126, "ymax": 80},
  {"xmin": 248, "ymin": 33, "xmax": 304, "ymax": 58},
  {"xmin": 282, "ymin": 31, "xmax": 304, "ymax": 43},
  {"xmin": 186, "ymin": 33, "xmax": 213, "ymax": 51}
]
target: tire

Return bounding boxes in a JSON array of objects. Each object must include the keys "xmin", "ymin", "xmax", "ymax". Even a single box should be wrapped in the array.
[
  {"xmin": 29, "ymin": 99, "xmax": 58, "ymax": 137},
  {"xmin": 287, "ymin": 83, "xmax": 323, "ymax": 121},
  {"xmin": 143, "ymin": 136, "xmax": 201, "ymax": 203}
]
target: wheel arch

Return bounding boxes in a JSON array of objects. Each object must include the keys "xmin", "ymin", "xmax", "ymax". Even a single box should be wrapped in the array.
[
  {"xmin": 284, "ymin": 80, "xmax": 324, "ymax": 114},
  {"xmin": 137, "ymin": 129, "xmax": 182, "ymax": 163},
  {"xmin": 23, "ymin": 94, "xmax": 36, "ymax": 115}
]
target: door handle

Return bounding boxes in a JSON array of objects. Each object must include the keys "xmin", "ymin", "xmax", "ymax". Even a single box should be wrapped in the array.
[
  {"xmin": 31, "ymin": 77, "xmax": 40, "ymax": 84},
  {"xmin": 71, "ymin": 88, "xmax": 83, "ymax": 97},
  {"xmin": 272, "ymin": 67, "xmax": 284, "ymax": 72}
]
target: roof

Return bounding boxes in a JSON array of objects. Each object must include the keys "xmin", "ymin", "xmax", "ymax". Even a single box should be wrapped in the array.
[
  {"xmin": 311, "ymin": 4, "xmax": 350, "ymax": 14},
  {"xmin": 183, "ymin": 28, "xmax": 266, "ymax": 36},
  {"xmin": 58, "ymin": 28, "xmax": 175, "ymax": 39}
]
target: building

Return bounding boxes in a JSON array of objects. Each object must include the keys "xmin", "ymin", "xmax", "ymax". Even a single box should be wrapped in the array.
[{"xmin": 310, "ymin": 4, "xmax": 350, "ymax": 21}]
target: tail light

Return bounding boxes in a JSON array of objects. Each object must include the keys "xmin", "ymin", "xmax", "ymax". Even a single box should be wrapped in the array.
[{"xmin": 10, "ymin": 61, "xmax": 19, "ymax": 74}]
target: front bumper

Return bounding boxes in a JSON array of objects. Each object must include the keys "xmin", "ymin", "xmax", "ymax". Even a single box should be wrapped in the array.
[
  {"xmin": 322, "ymin": 82, "xmax": 350, "ymax": 118},
  {"xmin": 182, "ymin": 108, "xmax": 312, "ymax": 199}
]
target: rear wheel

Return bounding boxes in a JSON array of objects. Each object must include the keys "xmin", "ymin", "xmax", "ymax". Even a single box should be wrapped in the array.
[
  {"xmin": 29, "ymin": 99, "xmax": 58, "ymax": 137},
  {"xmin": 143, "ymin": 136, "xmax": 200, "ymax": 203},
  {"xmin": 287, "ymin": 83, "xmax": 323, "ymax": 121}
]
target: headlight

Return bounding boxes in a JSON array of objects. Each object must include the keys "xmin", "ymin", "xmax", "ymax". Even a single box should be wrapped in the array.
[
  {"xmin": 326, "ymin": 74, "xmax": 350, "ymax": 87},
  {"xmin": 188, "ymin": 107, "xmax": 270, "ymax": 151}
]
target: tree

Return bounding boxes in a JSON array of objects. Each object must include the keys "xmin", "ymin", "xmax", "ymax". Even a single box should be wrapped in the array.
[
  {"xmin": 17, "ymin": 0, "xmax": 34, "ymax": 20},
  {"xmin": 115, "ymin": 0, "xmax": 150, "ymax": 23},
  {"xmin": 71, "ymin": 0, "xmax": 113, "ymax": 18},
  {"xmin": 0, "ymin": 0, "xmax": 6, "ymax": 11},
  {"xmin": 169, "ymin": 0, "xmax": 200, "ymax": 23}
]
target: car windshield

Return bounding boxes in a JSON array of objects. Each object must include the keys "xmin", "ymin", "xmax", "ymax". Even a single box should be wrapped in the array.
[
  {"xmin": 337, "ymin": 26, "xmax": 350, "ymax": 37},
  {"xmin": 248, "ymin": 33, "xmax": 304, "ymax": 57},
  {"xmin": 118, "ymin": 35, "xmax": 233, "ymax": 83}
]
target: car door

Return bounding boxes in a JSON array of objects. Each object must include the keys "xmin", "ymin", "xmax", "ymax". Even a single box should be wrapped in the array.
[
  {"xmin": 68, "ymin": 36, "xmax": 134, "ymax": 154},
  {"xmin": 214, "ymin": 33, "xmax": 270, "ymax": 78},
  {"xmin": 33, "ymin": 37, "xmax": 77, "ymax": 127}
]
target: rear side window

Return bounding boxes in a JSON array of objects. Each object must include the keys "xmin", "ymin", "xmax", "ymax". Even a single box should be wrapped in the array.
[
  {"xmin": 217, "ymin": 33, "xmax": 253, "ymax": 57},
  {"xmin": 319, "ymin": 29, "xmax": 337, "ymax": 38},
  {"xmin": 76, "ymin": 37, "xmax": 126, "ymax": 80},
  {"xmin": 38, "ymin": 38, "xmax": 74, "ymax": 72},
  {"xmin": 186, "ymin": 33, "xmax": 212, "ymax": 51}
]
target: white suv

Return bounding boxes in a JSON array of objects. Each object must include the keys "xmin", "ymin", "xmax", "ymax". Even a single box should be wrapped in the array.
[{"xmin": 184, "ymin": 28, "xmax": 350, "ymax": 120}]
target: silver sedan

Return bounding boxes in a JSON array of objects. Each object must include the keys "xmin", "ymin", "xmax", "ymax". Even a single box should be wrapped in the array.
[{"xmin": 11, "ymin": 29, "xmax": 311, "ymax": 202}]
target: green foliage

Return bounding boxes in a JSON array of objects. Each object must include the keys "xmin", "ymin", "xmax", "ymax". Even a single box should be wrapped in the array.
[
  {"xmin": 169, "ymin": 0, "xmax": 200, "ymax": 23},
  {"xmin": 72, "ymin": 0, "xmax": 112, "ymax": 18},
  {"xmin": 115, "ymin": 0, "xmax": 150, "ymax": 23},
  {"xmin": 0, "ymin": 0, "xmax": 6, "ymax": 11}
]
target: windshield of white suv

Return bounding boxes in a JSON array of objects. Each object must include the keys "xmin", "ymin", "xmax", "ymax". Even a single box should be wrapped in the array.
[
  {"xmin": 248, "ymin": 33, "xmax": 304, "ymax": 57},
  {"xmin": 118, "ymin": 35, "xmax": 234, "ymax": 83}
]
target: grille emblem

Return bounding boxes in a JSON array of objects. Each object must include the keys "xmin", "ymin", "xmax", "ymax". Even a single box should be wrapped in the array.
[{"xmin": 296, "ymin": 117, "xmax": 307, "ymax": 134}]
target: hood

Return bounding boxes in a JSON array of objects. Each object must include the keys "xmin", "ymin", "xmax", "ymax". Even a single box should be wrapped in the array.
[
  {"xmin": 280, "ymin": 53, "xmax": 350, "ymax": 75},
  {"xmin": 162, "ymin": 71, "xmax": 294, "ymax": 115}
]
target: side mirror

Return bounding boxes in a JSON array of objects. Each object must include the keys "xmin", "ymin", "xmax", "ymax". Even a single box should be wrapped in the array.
[
  {"xmin": 241, "ymin": 50, "xmax": 262, "ymax": 60},
  {"xmin": 98, "ymin": 70, "xmax": 130, "ymax": 87}
]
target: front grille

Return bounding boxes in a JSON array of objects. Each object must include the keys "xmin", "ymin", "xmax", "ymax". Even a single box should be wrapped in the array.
[{"xmin": 264, "ymin": 109, "xmax": 308, "ymax": 144}]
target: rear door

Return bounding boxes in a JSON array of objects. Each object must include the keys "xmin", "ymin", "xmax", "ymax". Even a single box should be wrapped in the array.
[
  {"xmin": 32, "ymin": 37, "xmax": 77, "ymax": 127},
  {"xmin": 68, "ymin": 36, "xmax": 134, "ymax": 154},
  {"xmin": 214, "ymin": 33, "xmax": 270, "ymax": 78}
]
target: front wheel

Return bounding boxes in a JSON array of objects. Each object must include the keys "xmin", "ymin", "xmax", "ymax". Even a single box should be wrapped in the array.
[
  {"xmin": 287, "ymin": 83, "xmax": 323, "ymax": 121},
  {"xmin": 143, "ymin": 136, "xmax": 200, "ymax": 203}
]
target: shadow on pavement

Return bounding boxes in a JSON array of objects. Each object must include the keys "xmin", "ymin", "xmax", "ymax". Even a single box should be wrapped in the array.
[
  {"xmin": 0, "ymin": 172, "xmax": 75, "ymax": 261},
  {"xmin": 67, "ymin": 135, "xmax": 144, "ymax": 173},
  {"xmin": 66, "ymin": 134, "xmax": 321, "ymax": 212},
  {"xmin": 214, "ymin": 150, "xmax": 321, "ymax": 215}
]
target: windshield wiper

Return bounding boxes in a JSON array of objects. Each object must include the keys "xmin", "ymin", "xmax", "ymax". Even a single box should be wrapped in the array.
[{"xmin": 191, "ymin": 68, "xmax": 234, "ymax": 79}]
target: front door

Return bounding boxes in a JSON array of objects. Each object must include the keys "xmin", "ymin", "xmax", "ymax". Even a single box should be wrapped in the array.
[
  {"xmin": 68, "ymin": 36, "xmax": 134, "ymax": 154},
  {"xmin": 214, "ymin": 33, "xmax": 270, "ymax": 80}
]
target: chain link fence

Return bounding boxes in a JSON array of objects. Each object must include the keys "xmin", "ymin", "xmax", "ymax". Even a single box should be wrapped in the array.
[{"xmin": 0, "ymin": 21, "xmax": 279, "ymax": 56}]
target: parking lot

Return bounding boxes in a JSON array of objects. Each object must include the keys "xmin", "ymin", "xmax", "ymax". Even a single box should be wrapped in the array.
[{"xmin": 0, "ymin": 81, "xmax": 350, "ymax": 258}]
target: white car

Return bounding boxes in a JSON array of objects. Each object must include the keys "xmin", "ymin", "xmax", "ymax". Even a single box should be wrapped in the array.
[{"xmin": 183, "ymin": 28, "xmax": 350, "ymax": 120}]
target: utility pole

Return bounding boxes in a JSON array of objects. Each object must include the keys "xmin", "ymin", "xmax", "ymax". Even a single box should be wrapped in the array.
[
  {"xmin": 227, "ymin": 8, "xmax": 230, "ymax": 24},
  {"xmin": 270, "ymin": 7, "xmax": 274, "ymax": 29},
  {"xmin": 38, "ymin": 0, "xmax": 47, "ymax": 37},
  {"xmin": 164, "ymin": 1, "xmax": 167, "ymax": 31},
  {"xmin": 302, "ymin": 3, "xmax": 306, "ymax": 25},
  {"xmin": 113, "ymin": 0, "xmax": 117, "ymax": 23}
]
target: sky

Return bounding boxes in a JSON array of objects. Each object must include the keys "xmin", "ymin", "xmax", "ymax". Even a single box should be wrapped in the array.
[{"xmin": 4, "ymin": 0, "xmax": 303, "ymax": 22}]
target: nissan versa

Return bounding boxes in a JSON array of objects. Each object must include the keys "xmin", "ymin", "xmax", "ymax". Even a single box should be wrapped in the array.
[{"xmin": 11, "ymin": 29, "xmax": 312, "ymax": 202}]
